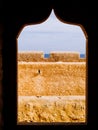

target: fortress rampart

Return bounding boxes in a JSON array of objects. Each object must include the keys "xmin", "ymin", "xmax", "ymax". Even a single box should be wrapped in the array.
[
  {"xmin": 18, "ymin": 62, "xmax": 86, "ymax": 96},
  {"xmin": 18, "ymin": 51, "xmax": 86, "ymax": 62},
  {"xmin": 17, "ymin": 51, "xmax": 86, "ymax": 123}
]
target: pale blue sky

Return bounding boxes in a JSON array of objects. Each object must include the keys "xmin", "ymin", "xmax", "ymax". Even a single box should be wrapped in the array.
[{"xmin": 18, "ymin": 10, "xmax": 86, "ymax": 54}]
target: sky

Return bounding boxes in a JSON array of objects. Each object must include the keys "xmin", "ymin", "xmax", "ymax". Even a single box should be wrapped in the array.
[{"xmin": 18, "ymin": 10, "xmax": 86, "ymax": 54}]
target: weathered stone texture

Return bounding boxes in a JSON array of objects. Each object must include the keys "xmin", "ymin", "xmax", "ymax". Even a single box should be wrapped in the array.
[
  {"xmin": 17, "ymin": 51, "xmax": 86, "ymax": 123},
  {"xmin": 18, "ymin": 96, "xmax": 86, "ymax": 123},
  {"xmin": 18, "ymin": 62, "xmax": 86, "ymax": 96},
  {"xmin": 18, "ymin": 51, "xmax": 86, "ymax": 62},
  {"xmin": 18, "ymin": 51, "xmax": 44, "ymax": 62}
]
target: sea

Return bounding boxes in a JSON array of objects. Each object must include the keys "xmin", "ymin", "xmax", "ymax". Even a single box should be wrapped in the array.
[
  {"xmin": 44, "ymin": 54, "xmax": 86, "ymax": 58},
  {"xmin": 80, "ymin": 54, "xmax": 86, "ymax": 58}
]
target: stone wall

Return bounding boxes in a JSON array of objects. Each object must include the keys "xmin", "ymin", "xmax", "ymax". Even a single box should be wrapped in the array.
[
  {"xmin": 50, "ymin": 51, "xmax": 80, "ymax": 62},
  {"xmin": 18, "ymin": 61, "xmax": 86, "ymax": 123},
  {"xmin": 18, "ymin": 96, "xmax": 86, "ymax": 123},
  {"xmin": 18, "ymin": 51, "xmax": 86, "ymax": 62},
  {"xmin": 18, "ymin": 51, "xmax": 44, "ymax": 62},
  {"xmin": 18, "ymin": 62, "xmax": 86, "ymax": 96}
]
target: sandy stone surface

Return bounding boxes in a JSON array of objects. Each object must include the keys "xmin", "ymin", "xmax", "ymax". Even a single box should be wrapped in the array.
[
  {"xmin": 17, "ymin": 61, "xmax": 86, "ymax": 123},
  {"xmin": 18, "ymin": 51, "xmax": 86, "ymax": 62},
  {"xmin": 17, "ymin": 96, "xmax": 86, "ymax": 123},
  {"xmin": 18, "ymin": 62, "xmax": 86, "ymax": 96}
]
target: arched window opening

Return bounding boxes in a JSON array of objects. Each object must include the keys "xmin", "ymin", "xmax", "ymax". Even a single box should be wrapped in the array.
[
  {"xmin": 17, "ymin": 10, "xmax": 87, "ymax": 124},
  {"xmin": 18, "ymin": 10, "xmax": 86, "ymax": 58}
]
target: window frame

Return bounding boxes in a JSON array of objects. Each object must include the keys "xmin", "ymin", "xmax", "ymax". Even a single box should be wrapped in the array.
[{"xmin": 2, "ymin": 4, "xmax": 97, "ymax": 130}]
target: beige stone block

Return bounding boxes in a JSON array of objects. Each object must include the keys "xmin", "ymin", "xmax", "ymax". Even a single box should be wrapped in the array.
[{"xmin": 18, "ymin": 51, "xmax": 44, "ymax": 62}]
